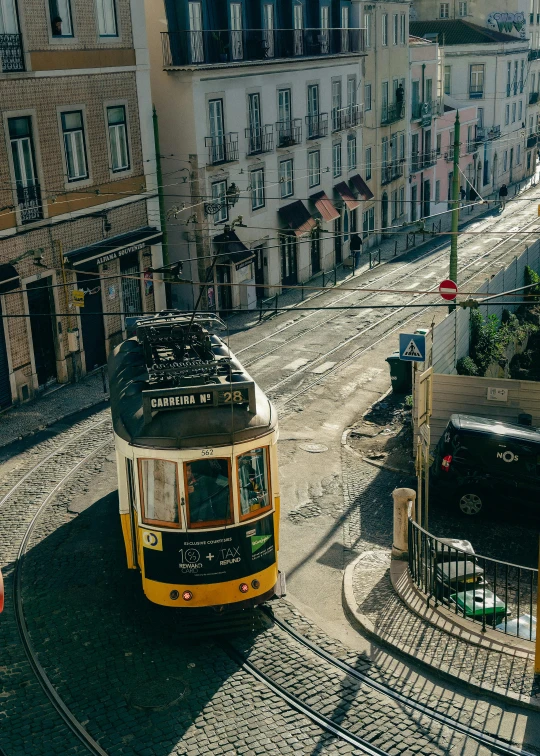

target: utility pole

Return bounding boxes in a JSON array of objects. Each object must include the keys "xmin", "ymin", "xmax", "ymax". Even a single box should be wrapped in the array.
[
  {"xmin": 152, "ymin": 106, "xmax": 169, "ymax": 267},
  {"xmin": 449, "ymin": 110, "xmax": 460, "ymax": 306}
]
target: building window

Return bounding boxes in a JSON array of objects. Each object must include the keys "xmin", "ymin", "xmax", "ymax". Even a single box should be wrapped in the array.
[
  {"xmin": 333, "ymin": 142, "xmax": 342, "ymax": 177},
  {"xmin": 212, "ymin": 180, "xmax": 228, "ymax": 223},
  {"xmin": 347, "ymin": 135, "xmax": 356, "ymax": 171},
  {"xmin": 435, "ymin": 180, "xmax": 440, "ymax": 203},
  {"xmin": 444, "ymin": 66, "xmax": 451, "ymax": 95},
  {"xmin": 399, "ymin": 132, "xmax": 405, "ymax": 160},
  {"xmin": 391, "ymin": 189, "xmax": 398, "ymax": 221},
  {"xmin": 440, "ymin": 3, "xmax": 449, "ymax": 18},
  {"xmin": 365, "ymin": 147, "xmax": 372, "ymax": 179},
  {"xmin": 107, "ymin": 106, "xmax": 130, "ymax": 172},
  {"xmin": 399, "ymin": 186, "xmax": 405, "ymax": 216},
  {"xmin": 308, "ymin": 150, "xmax": 320, "ymax": 188},
  {"xmin": 364, "ymin": 84, "xmax": 372, "ymax": 111},
  {"xmin": 61, "ymin": 111, "xmax": 88, "ymax": 182},
  {"xmin": 512, "ymin": 102, "xmax": 516, "ymax": 122},
  {"xmin": 436, "ymin": 133, "xmax": 442, "ymax": 155},
  {"xmin": 251, "ymin": 168, "xmax": 265, "ymax": 210},
  {"xmin": 248, "ymin": 93, "xmax": 262, "ymax": 152},
  {"xmin": 392, "ymin": 14, "xmax": 398, "ymax": 45},
  {"xmin": 503, "ymin": 151, "xmax": 508, "ymax": 172},
  {"xmin": 208, "ymin": 99, "xmax": 225, "ymax": 163},
  {"xmin": 96, "ymin": 0, "xmax": 118, "ymax": 37},
  {"xmin": 514, "ymin": 60, "xmax": 518, "ymax": 95},
  {"xmin": 362, "ymin": 207, "xmax": 375, "ymax": 238},
  {"xmin": 520, "ymin": 60, "xmax": 525, "ymax": 92},
  {"xmin": 517, "ymin": 144, "xmax": 521, "ymax": 164},
  {"xmin": 459, "ymin": 1, "xmax": 467, "ymax": 16},
  {"xmin": 8, "ymin": 116, "xmax": 43, "ymax": 223},
  {"xmin": 469, "ymin": 64, "xmax": 484, "ymax": 98},
  {"xmin": 505, "ymin": 103, "xmax": 510, "ymax": 125},
  {"xmin": 279, "ymin": 159, "xmax": 293, "ymax": 198},
  {"xmin": 518, "ymin": 99, "xmax": 523, "ymax": 120},
  {"xmin": 507, "ymin": 62, "xmax": 511, "ymax": 97},
  {"xmin": 382, "ymin": 13, "xmax": 388, "ymax": 46},
  {"xmin": 49, "ymin": 0, "xmax": 73, "ymax": 37},
  {"xmin": 365, "ymin": 13, "xmax": 372, "ymax": 47},
  {"xmin": 332, "ymin": 79, "xmax": 342, "ymax": 131},
  {"xmin": 400, "ymin": 14, "xmax": 406, "ymax": 44}
]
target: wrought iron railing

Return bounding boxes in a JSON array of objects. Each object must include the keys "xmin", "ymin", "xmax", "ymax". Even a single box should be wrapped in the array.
[
  {"xmin": 476, "ymin": 125, "xmax": 501, "ymax": 141},
  {"xmin": 411, "ymin": 150, "xmax": 437, "ymax": 172},
  {"xmin": 408, "ymin": 517, "xmax": 537, "ymax": 640},
  {"xmin": 381, "ymin": 161, "xmax": 404, "ymax": 185},
  {"xmin": 411, "ymin": 100, "xmax": 440, "ymax": 121},
  {"xmin": 16, "ymin": 182, "xmax": 43, "ymax": 224},
  {"xmin": 276, "ymin": 118, "xmax": 302, "ymax": 147},
  {"xmin": 469, "ymin": 84, "xmax": 484, "ymax": 99},
  {"xmin": 0, "ymin": 33, "xmax": 25, "ymax": 73},
  {"xmin": 381, "ymin": 103, "xmax": 405, "ymax": 126},
  {"xmin": 527, "ymin": 133, "xmax": 538, "ymax": 149},
  {"xmin": 529, "ymin": 92, "xmax": 539, "ymax": 105},
  {"xmin": 467, "ymin": 140, "xmax": 477, "ymax": 153},
  {"xmin": 245, "ymin": 125, "xmax": 274, "ymax": 155},
  {"xmin": 333, "ymin": 104, "xmax": 364, "ymax": 130},
  {"xmin": 205, "ymin": 133, "xmax": 239, "ymax": 165},
  {"xmin": 305, "ymin": 112, "xmax": 329, "ymax": 139},
  {"xmin": 161, "ymin": 27, "xmax": 365, "ymax": 67}
]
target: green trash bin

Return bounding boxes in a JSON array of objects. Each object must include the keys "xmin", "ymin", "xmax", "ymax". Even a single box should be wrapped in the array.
[{"xmin": 386, "ymin": 352, "xmax": 412, "ymax": 394}]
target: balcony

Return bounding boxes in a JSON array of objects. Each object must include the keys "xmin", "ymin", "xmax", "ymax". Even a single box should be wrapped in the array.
[
  {"xmin": 276, "ymin": 119, "xmax": 302, "ymax": 148},
  {"xmin": 161, "ymin": 27, "xmax": 365, "ymax": 68},
  {"xmin": 527, "ymin": 133, "xmax": 538, "ymax": 149},
  {"xmin": 411, "ymin": 100, "xmax": 440, "ymax": 122},
  {"xmin": 344, "ymin": 103, "xmax": 364, "ymax": 128},
  {"xmin": 476, "ymin": 125, "xmax": 501, "ymax": 142},
  {"xmin": 0, "ymin": 33, "xmax": 25, "ymax": 73},
  {"xmin": 412, "ymin": 150, "xmax": 437, "ymax": 172},
  {"xmin": 381, "ymin": 161, "xmax": 404, "ymax": 185},
  {"xmin": 468, "ymin": 84, "xmax": 484, "ymax": 99},
  {"xmin": 530, "ymin": 92, "xmax": 539, "ymax": 105},
  {"xmin": 467, "ymin": 140, "xmax": 477, "ymax": 153},
  {"xmin": 305, "ymin": 113, "xmax": 329, "ymax": 139},
  {"xmin": 245, "ymin": 125, "xmax": 274, "ymax": 155},
  {"xmin": 529, "ymin": 50, "xmax": 539, "ymax": 61},
  {"xmin": 205, "ymin": 133, "xmax": 239, "ymax": 165},
  {"xmin": 381, "ymin": 103, "xmax": 405, "ymax": 126},
  {"xmin": 17, "ymin": 182, "xmax": 43, "ymax": 224}
]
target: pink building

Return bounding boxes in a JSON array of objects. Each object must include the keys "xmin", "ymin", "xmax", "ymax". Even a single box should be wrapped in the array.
[{"xmin": 434, "ymin": 104, "xmax": 478, "ymax": 217}]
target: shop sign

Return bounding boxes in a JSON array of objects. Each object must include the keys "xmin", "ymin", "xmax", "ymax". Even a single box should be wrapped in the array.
[
  {"xmin": 96, "ymin": 241, "xmax": 147, "ymax": 267},
  {"xmin": 71, "ymin": 290, "xmax": 85, "ymax": 307},
  {"xmin": 235, "ymin": 256, "xmax": 255, "ymax": 271}
]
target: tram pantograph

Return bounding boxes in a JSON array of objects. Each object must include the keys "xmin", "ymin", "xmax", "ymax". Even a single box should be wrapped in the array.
[{"xmin": 109, "ymin": 312, "xmax": 284, "ymax": 609}]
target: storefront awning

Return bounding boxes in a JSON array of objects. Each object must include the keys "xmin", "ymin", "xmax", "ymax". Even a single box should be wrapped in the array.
[
  {"xmin": 349, "ymin": 174, "xmax": 374, "ymax": 200},
  {"xmin": 278, "ymin": 200, "xmax": 316, "ymax": 237},
  {"xmin": 0, "ymin": 264, "xmax": 20, "ymax": 294},
  {"xmin": 334, "ymin": 182, "xmax": 360, "ymax": 211},
  {"xmin": 64, "ymin": 227, "xmax": 163, "ymax": 267},
  {"xmin": 213, "ymin": 231, "xmax": 254, "ymax": 270},
  {"xmin": 310, "ymin": 191, "xmax": 340, "ymax": 222}
]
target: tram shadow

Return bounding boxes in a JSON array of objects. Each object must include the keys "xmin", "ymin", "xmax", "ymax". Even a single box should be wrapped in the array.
[{"xmin": 19, "ymin": 489, "xmax": 269, "ymax": 754}]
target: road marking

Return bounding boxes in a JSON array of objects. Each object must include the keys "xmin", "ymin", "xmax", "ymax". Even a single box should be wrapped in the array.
[
  {"xmin": 250, "ymin": 355, "xmax": 281, "ymax": 370},
  {"xmin": 311, "ymin": 361, "xmax": 337, "ymax": 374},
  {"xmin": 283, "ymin": 358, "xmax": 310, "ymax": 371}
]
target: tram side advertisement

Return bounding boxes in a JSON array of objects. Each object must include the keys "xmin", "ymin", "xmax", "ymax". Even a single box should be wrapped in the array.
[{"xmin": 142, "ymin": 515, "xmax": 275, "ymax": 584}]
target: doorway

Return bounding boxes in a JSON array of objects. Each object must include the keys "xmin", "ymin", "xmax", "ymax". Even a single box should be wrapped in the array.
[
  {"xmin": 0, "ymin": 300, "xmax": 11, "ymax": 409},
  {"xmin": 411, "ymin": 185, "xmax": 417, "ymax": 222},
  {"xmin": 334, "ymin": 216, "xmax": 343, "ymax": 264},
  {"xmin": 422, "ymin": 179, "xmax": 430, "ymax": 219},
  {"xmin": 280, "ymin": 234, "xmax": 298, "ymax": 287},
  {"xmin": 216, "ymin": 265, "xmax": 232, "ymax": 315},
  {"xmin": 509, "ymin": 148, "xmax": 514, "ymax": 183},
  {"xmin": 77, "ymin": 266, "xmax": 106, "ymax": 371},
  {"xmin": 27, "ymin": 277, "xmax": 57, "ymax": 387},
  {"xmin": 381, "ymin": 193, "xmax": 389, "ymax": 232},
  {"xmin": 120, "ymin": 252, "xmax": 143, "ymax": 316},
  {"xmin": 254, "ymin": 244, "xmax": 265, "ymax": 300},
  {"xmin": 310, "ymin": 230, "xmax": 321, "ymax": 275}
]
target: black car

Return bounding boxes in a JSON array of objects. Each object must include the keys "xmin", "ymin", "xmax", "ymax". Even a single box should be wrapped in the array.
[{"xmin": 431, "ymin": 414, "xmax": 540, "ymax": 516}]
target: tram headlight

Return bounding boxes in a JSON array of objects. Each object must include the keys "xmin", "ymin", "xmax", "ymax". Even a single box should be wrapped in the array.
[
  {"xmin": 251, "ymin": 580, "xmax": 260, "ymax": 589},
  {"xmin": 239, "ymin": 583, "xmax": 249, "ymax": 594},
  {"xmin": 182, "ymin": 590, "xmax": 193, "ymax": 601},
  {"xmin": 170, "ymin": 590, "xmax": 180, "ymax": 600}
]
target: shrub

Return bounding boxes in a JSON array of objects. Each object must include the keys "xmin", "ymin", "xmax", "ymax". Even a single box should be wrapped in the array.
[
  {"xmin": 470, "ymin": 313, "xmax": 501, "ymax": 375},
  {"xmin": 456, "ymin": 356, "xmax": 479, "ymax": 376},
  {"xmin": 524, "ymin": 265, "xmax": 540, "ymax": 300}
]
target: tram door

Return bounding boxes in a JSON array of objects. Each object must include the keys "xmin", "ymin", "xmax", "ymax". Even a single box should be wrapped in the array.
[
  {"xmin": 77, "ymin": 266, "xmax": 106, "ymax": 371},
  {"xmin": 0, "ymin": 300, "xmax": 11, "ymax": 409},
  {"xmin": 125, "ymin": 458, "xmax": 139, "ymax": 569},
  {"xmin": 27, "ymin": 277, "xmax": 57, "ymax": 387}
]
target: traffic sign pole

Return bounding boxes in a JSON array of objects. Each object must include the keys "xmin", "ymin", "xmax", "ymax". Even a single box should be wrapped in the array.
[{"xmin": 449, "ymin": 111, "xmax": 460, "ymax": 310}]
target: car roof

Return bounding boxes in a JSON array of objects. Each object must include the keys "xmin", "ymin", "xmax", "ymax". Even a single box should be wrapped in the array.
[{"xmin": 450, "ymin": 414, "xmax": 540, "ymax": 443}]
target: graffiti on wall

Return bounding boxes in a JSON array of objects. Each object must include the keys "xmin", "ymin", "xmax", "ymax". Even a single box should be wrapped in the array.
[{"xmin": 487, "ymin": 12, "xmax": 527, "ymax": 39}]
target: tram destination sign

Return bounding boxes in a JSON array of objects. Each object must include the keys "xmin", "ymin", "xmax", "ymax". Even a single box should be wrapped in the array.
[{"xmin": 142, "ymin": 381, "xmax": 256, "ymax": 423}]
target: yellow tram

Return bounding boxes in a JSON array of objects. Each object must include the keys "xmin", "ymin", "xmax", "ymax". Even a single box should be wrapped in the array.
[{"xmin": 108, "ymin": 312, "xmax": 284, "ymax": 609}]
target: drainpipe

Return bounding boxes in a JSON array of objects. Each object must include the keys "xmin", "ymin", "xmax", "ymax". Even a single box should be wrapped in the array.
[{"xmin": 420, "ymin": 64, "xmax": 426, "ymax": 217}]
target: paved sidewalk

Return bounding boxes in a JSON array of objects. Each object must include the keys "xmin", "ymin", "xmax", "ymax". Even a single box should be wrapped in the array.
[
  {"xmin": 0, "ymin": 370, "xmax": 109, "ymax": 451},
  {"xmin": 340, "ymin": 441, "xmax": 540, "ymax": 711}
]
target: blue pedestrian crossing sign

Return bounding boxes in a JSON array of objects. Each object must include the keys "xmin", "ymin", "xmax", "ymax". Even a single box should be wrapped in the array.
[{"xmin": 399, "ymin": 333, "xmax": 426, "ymax": 362}]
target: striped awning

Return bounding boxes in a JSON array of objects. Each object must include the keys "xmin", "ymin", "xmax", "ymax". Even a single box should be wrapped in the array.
[
  {"xmin": 350, "ymin": 174, "xmax": 374, "ymax": 200},
  {"xmin": 278, "ymin": 200, "xmax": 316, "ymax": 237},
  {"xmin": 334, "ymin": 182, "xmax": 360, "ymax": 211},
  {"xmin": 310, "ymin": 191, "xmax": 340, "ymax": 222}
]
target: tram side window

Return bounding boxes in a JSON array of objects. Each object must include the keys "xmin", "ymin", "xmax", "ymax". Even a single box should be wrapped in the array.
[
  {"xmin": 139, "ymin": 459, "xmax": 180, "ymax": 526},
  {"xmin": 185, "ymin": 459, "xmax": 232, "ymax": 527},
  {"xmin": 238, "ymin": 448, "xmax": 271, "ymax": 519}
]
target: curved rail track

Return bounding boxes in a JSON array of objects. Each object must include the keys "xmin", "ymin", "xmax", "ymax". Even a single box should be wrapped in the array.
[{"xmin": 0, "ymin": 413, "xmax": 113, "ymax": 756}]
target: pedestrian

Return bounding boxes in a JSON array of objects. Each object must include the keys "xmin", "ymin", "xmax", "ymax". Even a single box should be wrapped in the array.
[
  {"xmin": 469, "ymin": 185, "xmax": 478, "ymax": 202},
  {"xmin": 395, "ymin": 83, "xmax": 405, "ymax": 116},
  {"xmin": 350, "ymin": 233, "xmax": 363, "ymax": 269},
  {"xmin": 51, "ymin": 16, "xmax": 63, "ymax": 36},
  {"xmin": 460, "ymin": 186, "xmax": 466, "ymax": 208},
  {"xmin": 499, "ymin": 183, "xmax": 508, "ymax": 210}
]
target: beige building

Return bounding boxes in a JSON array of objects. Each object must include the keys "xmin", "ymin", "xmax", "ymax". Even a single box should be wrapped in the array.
[{"xmin": 0, "ymin": 0, "xmax": 164, "ymax": 410}]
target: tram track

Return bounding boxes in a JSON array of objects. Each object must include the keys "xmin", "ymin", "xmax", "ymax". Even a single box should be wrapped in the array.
[
  {"xmin": 0, "ymin": 413, "xmax": 114, "ymax": 756},
  {"xmin": 262, "ymin": 215, "xmax": 540, "ymax": 407}
]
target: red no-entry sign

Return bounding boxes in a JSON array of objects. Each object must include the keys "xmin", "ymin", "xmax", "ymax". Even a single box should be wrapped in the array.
[{"xmin": 439, "ymin": 279, "xmax": 458, "ymax": 301}]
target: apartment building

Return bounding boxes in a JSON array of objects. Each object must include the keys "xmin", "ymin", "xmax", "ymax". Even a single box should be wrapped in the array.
[
  {"xmin": 359, "ymin": 1, "xmax": 409, "ymax": 243},
  {"xmin": 0, "ymin": 0, "xmax": 163, "ymax": 410},
  {"xmin": 146, "ymin": 0, "xmax": 369, "ymax": 313}
]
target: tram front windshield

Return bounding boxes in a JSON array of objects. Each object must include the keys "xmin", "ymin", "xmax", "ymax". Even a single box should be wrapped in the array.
[{"xmin": 186, "ymin": 459, "xmax": 231, "ymax": 526}]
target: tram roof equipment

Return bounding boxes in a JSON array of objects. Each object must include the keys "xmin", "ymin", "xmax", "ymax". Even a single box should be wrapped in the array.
[{"xmin": 109, "ymin": 312, "xmax": 276, "ymax": 449}]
